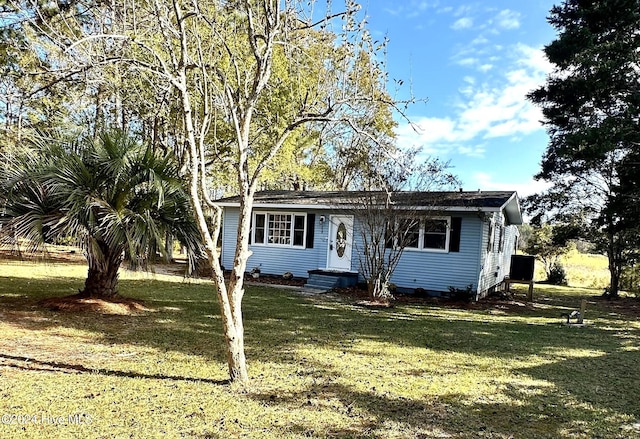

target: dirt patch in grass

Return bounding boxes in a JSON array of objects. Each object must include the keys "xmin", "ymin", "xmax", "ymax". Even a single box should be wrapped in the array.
[{"xmin": 39, "ymin": 293, "xmax": 151, "ymax": 315}]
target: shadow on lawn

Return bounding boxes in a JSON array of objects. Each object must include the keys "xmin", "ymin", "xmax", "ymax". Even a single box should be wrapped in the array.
[
  {"xmin": 222, "ymin": 357, "xmax": 637, "ymax": 439},
  {"xmin": 520, "ymin": 347, "xmax": 640, "ymax": 418},
  {"xmin": 1, "ymin": 273, "xmax": 638, "ymax": 437},
  {"xmin": 0, "ymin": 273, "xmax": 622, "ymax": 352},
  {"xmin": 1, "ymin": 273, "xmax": 636, "ymax": 368},
  {"xmin": 0, "ymin": 353, "xmax": 229, "ymax": 385}
]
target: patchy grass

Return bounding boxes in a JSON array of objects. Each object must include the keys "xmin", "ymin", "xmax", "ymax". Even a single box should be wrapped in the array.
[{"xmin": 1, "ymin": 260, "xmax": 639, "ymax": 438}]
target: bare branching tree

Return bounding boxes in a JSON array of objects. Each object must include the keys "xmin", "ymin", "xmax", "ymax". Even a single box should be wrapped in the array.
[
  {"xmin": 343, "ymin": 148, "xmax": 459, "ymax": 301},
  {"xmin": 5, "ymin": 0, "xmax": 416, "ymax": 383}
]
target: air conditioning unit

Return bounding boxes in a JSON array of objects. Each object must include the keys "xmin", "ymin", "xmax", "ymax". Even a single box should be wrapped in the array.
[{"xmin": 510, "ymin": 255, "xmax": 535, "ymax": 281}]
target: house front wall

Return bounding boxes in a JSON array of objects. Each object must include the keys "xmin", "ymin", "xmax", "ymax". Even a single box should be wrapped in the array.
[
  {"xmin": 221, "ymin": 207, "xmax": 332, "ymax": 277},
  {"xmin": 222, "ymin": 207, "xmax": 489, "ymax": 295},
  {"xmin": 383, "ymin": 213, "xmax": 484, "ymax": 294}
]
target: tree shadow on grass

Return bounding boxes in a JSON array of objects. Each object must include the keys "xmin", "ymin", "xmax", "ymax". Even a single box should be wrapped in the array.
[
  {"xmin": 1, "ymin": 273, "xmax": 635, "ymax": 369},
  {"xmin": 1, "ymin": 272, "xmax": 639, "ymax": 437},
  {"xmin": 215, "ymin": 375, "xmax": 634, "ymax": 438},
  {"xmin": 233, "ymin": 348, "xmax": 639, "ymax": 439},
  {"xmin": 243, "ymin": 286, "xmax": 630, "ymax": 361},
  {"xmin": 0, "ymin": 274, "xmax": 231, "ymax": 369},
  {"xmin": 0, "ymin": 353, "xmax": 229, "ymax": 385},
  {"xmin": 519, "ymin": 347, "xmax": 640, "ymax": 418}
]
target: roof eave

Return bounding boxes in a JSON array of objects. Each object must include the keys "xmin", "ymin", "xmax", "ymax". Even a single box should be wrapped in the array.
[
  {"xmin": 500, "ymin": 192, "xmax": 523, "ymax": 225},
  {"xmin": 216, "ymin": 201, "xmax": 508, "ymax": 214}
]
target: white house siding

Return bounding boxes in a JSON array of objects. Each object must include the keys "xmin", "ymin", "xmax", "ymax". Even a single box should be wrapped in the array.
[
  {"xmin": 221, "ymin": 208, "xmax": 330, "ymax": 278},
  {"xmin": 384, "ymin": 214, "xmax": 484, "ymax": 294},
  {"xmin": 477, "ymin": 212, "xmax": 520, "ymax": 297}
]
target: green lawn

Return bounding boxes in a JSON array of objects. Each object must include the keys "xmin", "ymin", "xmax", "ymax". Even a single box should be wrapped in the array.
[{"xmin": 0, "ymin": 261, "xmax": 639, "ymax": 439}]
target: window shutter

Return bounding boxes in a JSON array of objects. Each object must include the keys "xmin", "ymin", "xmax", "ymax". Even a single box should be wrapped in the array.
[
  {"xmin": 306, "ymin": 214, "xmax": 315, "ymax": 248},
  {"xmin": 385, "ymin": 222, "xmax": 394, "ymax": 249},
  {"xmin": 449, "ymin": 217, "xmax": 462, "ymax": 252},
  {"xmin": 248, "ymin": 214, "xmax": 253, "ymax": 244}
]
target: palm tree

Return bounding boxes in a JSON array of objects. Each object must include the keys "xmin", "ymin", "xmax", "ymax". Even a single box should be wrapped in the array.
[{"xmin": 1, "ymin": 130, "xmax": 202, "ymax": 298}]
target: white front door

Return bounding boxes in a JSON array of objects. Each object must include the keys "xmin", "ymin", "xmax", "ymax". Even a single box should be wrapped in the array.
[{"xmin": 327, "ymin": 215, "xmax": 354, "ymax": 271}]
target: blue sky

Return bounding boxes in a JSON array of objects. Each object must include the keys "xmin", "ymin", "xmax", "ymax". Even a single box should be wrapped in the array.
[{"xmin": 361, "ymin": 1, "xmax": 558, "ymax": 196}]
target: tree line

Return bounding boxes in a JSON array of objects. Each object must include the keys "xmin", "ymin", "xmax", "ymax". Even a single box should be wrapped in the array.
[{"xmin": 525, "ymin": 0, "xmax": 640, "ymax": 298}]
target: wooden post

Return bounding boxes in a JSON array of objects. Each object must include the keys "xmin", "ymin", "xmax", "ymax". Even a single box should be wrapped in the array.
[
  {"xmin": 578, "ymin": 299, "xmax": 586, "ymax": 324},
  {"xmin": 527, "ymin": 281, "xmax": 534, "ymax": 302}
]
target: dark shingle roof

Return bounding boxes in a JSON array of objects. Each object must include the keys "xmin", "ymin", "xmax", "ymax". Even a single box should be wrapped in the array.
[
  {"xmin": 217, "ymin": 190, "xmax": 522, "ymax": 224},
  {"xmin": 217, "ymin": 190, "xmax": 516, "ymax": 209}
]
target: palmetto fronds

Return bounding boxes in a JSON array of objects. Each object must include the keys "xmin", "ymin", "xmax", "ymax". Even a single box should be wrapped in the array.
[{"xmin": 1, "ymin": 130, "xmax": 203, "ymax": 296}]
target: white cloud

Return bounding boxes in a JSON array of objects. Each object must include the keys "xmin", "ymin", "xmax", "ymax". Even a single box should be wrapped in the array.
[
  {"xmin": 382, "ymin": 1, "xmax": 441, "ymax": 18},
  {"xmin": 453, "ymin": 4, "xmax": 474, "ymax": 17},
  {"xmin": 452, "ymin": 17, "xmax": 473, "ymax": 30},
  {"xmin": 457, "ymin": 57, "xmax": 478, "ymax": 66},
  {"xmin": 514, "ymin": 43, "xmax": 553, "ymax": 73},
  {"xmin": 395, "ymin": 44, "xmax": 552, "ymax": 158},
  {"xmin": 396, "ymin": 117, "xmax": 459, "ymax": 147},
  {"xmin": 494, "ymin": 9, "xmax": 521, "ymax": 30},
  {"xmin": 458, "ymin": 144, "xmax": 486, "ymax": 157}
]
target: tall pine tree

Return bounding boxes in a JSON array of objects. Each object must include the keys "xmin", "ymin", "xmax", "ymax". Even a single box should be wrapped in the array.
[{"xmin": 528, "ymin": 0, "xmax": 640, "ymax": 296}]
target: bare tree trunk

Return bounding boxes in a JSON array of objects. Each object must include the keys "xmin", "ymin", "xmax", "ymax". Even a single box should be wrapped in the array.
[
  {"xmin": 223, "ymin": 195, "xmax": 255, "ymax": 382},
  {"xmin": 94, "ymin": 84, "xmax": 104, "ymax": 138},
  {"xmin": 80, "ymin": 245, "xmax": 123, "ymax": 298},
  {"xmin": 176, "ymin": 42, "xmax": 251, "ymax": 381},
  {"xmin": 367, "ymin": 270, "xmax": 391, "ymax": 301},
  {"xmin": 606, "ymin": 246, "xmax": 621, "ymax": 298}
]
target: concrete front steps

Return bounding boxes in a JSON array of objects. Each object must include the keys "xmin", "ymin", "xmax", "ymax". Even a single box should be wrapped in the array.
[{"xmin": 304, "ymin": 269, "xmax": 359, "ymax": 291}]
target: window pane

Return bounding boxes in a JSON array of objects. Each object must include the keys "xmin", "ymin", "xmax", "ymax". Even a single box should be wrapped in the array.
[
  {"xmin": 423, "ymin": 219, "xmax": 447, "ymax": 250},
  {"xmin": 424, "ymin": 233, "xmax": 446, "ymax": 249},
  {"xmin": 293, "ymin": 215, "xmax": 306, "ymax": 246},
  {"xmin": 487, "ymin": 222, "xmax": 495, "ymax": 251},
  {"xmin": 424, "ymin": 220, "xmax": 447, "ymax": 233},
  {"xmin": 268, "ymin": 214, "xmax": 292, "ymax": 245},
  {"xmin": 254, "ymin": 214, "xmax": 266, "ymax": 244}
]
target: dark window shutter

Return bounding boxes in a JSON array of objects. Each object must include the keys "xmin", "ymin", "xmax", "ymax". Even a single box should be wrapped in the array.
[
  {"xmin": 449, "ymin": 217, "xmax": 462, "ymax": 252},
  {"xmin": 248, "ymin": 214, "xmax": 253, "ymax": 244},
  {"xmin": 306, "ymin": 214, "xmax": 315, "ymax": 248}
]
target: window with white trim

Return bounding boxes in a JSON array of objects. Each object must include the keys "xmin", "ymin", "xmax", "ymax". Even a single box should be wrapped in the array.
[
  {"xmin": 423, "ymin": 218, "xmax": 449, "ymax": 250},
  {"xmin": 387, "ymin": 217, "xmax": 451, "ymax": 252},
  {"xmin": 252, "ymin": 212, "xmax": 307, "ymax": 247}
]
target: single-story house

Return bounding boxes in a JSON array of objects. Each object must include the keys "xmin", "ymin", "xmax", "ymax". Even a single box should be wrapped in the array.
[{"xmin": 217, "ymin": 190, "xmax": 523, "ymax": 298}]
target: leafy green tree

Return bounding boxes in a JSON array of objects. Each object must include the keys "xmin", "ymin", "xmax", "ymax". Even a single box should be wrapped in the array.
[
  {"xmin": 0, "ymin": 130, "xmax": 202, "ymax": 298},
  {"xmin": 523, "ymin": 224, "xmax": 570, "ymax": 281},
  {"xmin": 516, "ymin": 224, "xmax": 533, "ymax": 252},
  {"xmin": 527, "ymin": 0, "xmax": 640, "ymax": 297}
]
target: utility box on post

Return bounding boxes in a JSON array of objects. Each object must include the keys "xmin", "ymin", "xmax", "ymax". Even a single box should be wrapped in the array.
[
  {"xmin": 506, "ymin": 255, "xmax": 536, "ymax": 301},
  {"xmin": 509, "ymin": 255, "xmax": 535, "ymax": 281}
]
